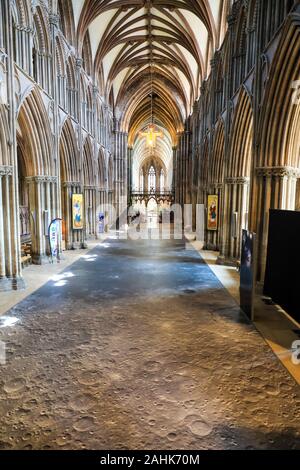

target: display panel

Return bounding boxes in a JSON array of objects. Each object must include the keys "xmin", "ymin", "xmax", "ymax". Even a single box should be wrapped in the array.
[
  {"xmin": 72, "ymin": 194, "xmax": 84, "ymax": 230},
  {"xmin": 207, "ymin": 195, "xmax": 218, "ymax": 231},
  {"xmin": 264, "ymin": 209, "xmax": 300, "ymax": 324}
]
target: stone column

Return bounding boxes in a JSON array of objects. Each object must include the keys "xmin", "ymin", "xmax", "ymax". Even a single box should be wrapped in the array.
[
  {"xmin": 175, "ymin": 132, "xmax": 183, "ymax": 206},
  {"xmin": 206, "ymin": 182, "xmax": 224, "ymax": 251},
  {"xmin": 75, "ymin": 58, "xmax": 85, "ymax": 248},
  {"xmin": 127, "ymin": 146, "xmax": 133, "ymax": 202},
  {"xmin": 84, "ymin": 185, "xmax": 97, "ymax": 239},
  {"xmin": 3, "ymin": 2, "xmax": 24, "ymax": 290},
  {"xmin": 25, "ymin": 176, "xmax": 58, "ymax": 264},
  {"xmin": 171, "ymin": 146, "xmax": 177, "ymax": 195},
  {"xmin": 0, "ymin": 167, "xmax": 16, "ymax": 291},
  {"xmin": 251, "ymin": 166, "xmax": 300, "ymax": 281},
  {"xmin": 218, "ymin": 176, "xmax": 250, "ymax": 264},
  {"xmin": 62, "ymin": 181, "xmax": 82, "ymax": 250},
  {"xmin": 184, "ymin": 128, "xmax": 192, "ymax": 205},
  {"xmin": 113, "ymin": 124, "xmax": 128, "ymax": 228},
  {"xmin": 49, "ymin": 13, "xmax": 61, "ymax": 240}
]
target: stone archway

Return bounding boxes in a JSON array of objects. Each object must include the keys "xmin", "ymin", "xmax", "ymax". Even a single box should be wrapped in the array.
[
  {"xmin": 83, "ymin": 137, "xmax": 97, "ymax": 239},
  {"xmin": 220, "ymin": 88, "xmax": 253, "ymax": 263},
  {"xmin": 17, "ymin": 88, "xmax": 56, "ymax": 265},
  {"xmin": 59, "ymin": 118, "xmax": 80, "ymax": 250},
  {"xmin": 251, "ymin": 16, "xmax": 300, "ymax": 280},
  {"xmin": 207, "ymin": 119, "xmax": 225, "ymax": 251}
]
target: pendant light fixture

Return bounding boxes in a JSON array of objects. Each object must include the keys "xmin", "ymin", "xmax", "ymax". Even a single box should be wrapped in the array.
[{"xmin": 139, "ymin": 63, "xmax": 163, "ymax": 148}]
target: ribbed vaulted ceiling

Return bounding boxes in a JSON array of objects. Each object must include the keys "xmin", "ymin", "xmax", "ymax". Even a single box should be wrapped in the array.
[{"xmin": 70, "ymin": 0, "xmax": 229, "ymax": 185}]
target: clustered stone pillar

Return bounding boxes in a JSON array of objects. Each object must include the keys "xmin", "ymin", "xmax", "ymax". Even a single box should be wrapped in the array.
[
  {"xmin": 114, "ymin": 125, "xmax": 128, "ymax": 227},
  {"xmin": 0, "ymin": 166, "xmax": 12, "ymax": 289},
  {"xmin": 62, "ymin": 182, "xmax": 82, "ymax": 250},
  {"xmin": 176, "ymin": 130, "xmax": 192, "ymax": 207},
  {"xmin": 206, "ymin": 182, "xmax": 224, "ymax": 251},
  {"xmin": 84, "ymin": 185, "xmax": 97, "ymax": 239},
  {"xmin": 0, "ymin": 166, "xmax": 24, "ymax": 290},
  {"xmin": 218, "ymin": 176, "xmax": 250, "ymax": 264},
  {"xmin": 127, "ymin": 146, "xmax": 133, "ymax": 199},
  {"xmin": 250, "ymin": 166, "xmax": 300, "ymax": 281},
  {"xmin": 25, "ymin": 176, "xmax": 58, "ymax": 264},
  {"xmin": 13, "ymin": 25, "xmax": 34, "ymax": 75}
]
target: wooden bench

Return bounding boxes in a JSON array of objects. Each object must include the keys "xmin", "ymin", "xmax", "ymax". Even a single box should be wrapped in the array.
[{"xmin": 21, "ymin": 254, "xmax": 32, "ymax": 268}]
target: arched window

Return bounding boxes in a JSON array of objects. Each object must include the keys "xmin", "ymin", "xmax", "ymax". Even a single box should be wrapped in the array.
[
  {"xmin": 160, "ymin": 169, "xmax": 165, "ymax": 192},
  {"xmin": 148, "ymin": 166, "xmax": 156, "ymax": 192}
]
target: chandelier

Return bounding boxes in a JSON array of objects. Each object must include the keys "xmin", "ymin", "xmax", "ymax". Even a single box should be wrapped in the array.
[{"xmin": 139, "ymin": 64, "xmax": 163, "ymax": 148}]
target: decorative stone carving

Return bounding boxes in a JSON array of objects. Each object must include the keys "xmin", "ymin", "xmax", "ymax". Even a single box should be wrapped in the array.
[
  {"xmin": 256, "ymin": 166, "xmax": 300, "ymax": 178},
  {"xmin": 49, "ymin": 14, "xmax": 59, "ymax": 27},
  {"xmin": 225, "ymin": 176, "xmax": 250, "ymax": 185},
  {"xmin": 75, "ymin": 58, "xmax": 83, "ymax": 68},
  {"xmin": 0, "ymin": 166, "xmax": 13, "ymax": 176},
  {"xmin": 25, "ymin": 176, "xmax": 58, "ymax": 183},
  {"xmin": 62, "ymin": 181, "xmax": 81, "ymax": 189}
]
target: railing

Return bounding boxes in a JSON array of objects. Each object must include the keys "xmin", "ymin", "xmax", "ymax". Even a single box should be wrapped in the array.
[
  {"xmin": 130, "ymin": 190, "xmax": 175, "ymax": 205},
  {"xmin": 131, "ymin": 190, "xmax": 174, "ymax": 196}
]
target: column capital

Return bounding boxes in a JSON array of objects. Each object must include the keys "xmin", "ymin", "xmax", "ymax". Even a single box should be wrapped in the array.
[
  {"xmin": 62, "ymin": 181, "xmax": 81, "ymax": 188},
  {"xmin": 256, "ymin": 166, "xmax": 300, "ymax": 178},
  {"xmin": 0, "ymin": 165, "xmax": 13, "ymax": 176},
  {"xmin": 75, "ymin": 58, "xmax": 83, "ymax": 68},
  {"xmin": 227, "ymin": 14, "xmax": 236, "ymax": 27},
  {"xmin": 26, "ymin": 176, "xmax": 58, "ymax": 184},
  {"xmin": 225, "ymin": 176, "xmax": 250, "ymax": 185},
  {"xmin": 49, "ymin": 14, "xmax": 60, "ymax": 27}
]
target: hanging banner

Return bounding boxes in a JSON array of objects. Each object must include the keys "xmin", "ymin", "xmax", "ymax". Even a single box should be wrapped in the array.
[
  {"xmin": 72, "ymin": 194, "xmax": 84, "ymax": 230},
  {"xmin": 48, "ymin": 218, "xmax": 62, "ymax": 262},
  {"xmin": 240, "ymin": 230, "xmax": 257, "ymax": 321},
  {"xmin": 207, "ymin": 195, "xmax": 218, "ymax": 231}
]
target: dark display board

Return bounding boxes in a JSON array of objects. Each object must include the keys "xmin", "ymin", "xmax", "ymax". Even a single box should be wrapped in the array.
[
  {"xmin": 240, "ymin": 230, "xmax": 257, "ymax": 321},
  {"xmin": 264, "ymin": 209, "xmax": 300, "ymax": 324}
]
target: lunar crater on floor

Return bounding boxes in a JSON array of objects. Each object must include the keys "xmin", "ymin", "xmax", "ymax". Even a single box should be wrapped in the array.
[{"xmin": 0, "ymin": 238, "xmax": 299, "ymax": 450}]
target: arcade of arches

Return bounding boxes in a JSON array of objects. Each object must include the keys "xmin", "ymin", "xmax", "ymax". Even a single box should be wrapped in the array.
[
  {"xmin": 0, "ymin": 0, "xmax": 300, "ymax": 451},
  {"xmin": 0, "ymin": 0, "xmax": 299, "ymax": 289}
]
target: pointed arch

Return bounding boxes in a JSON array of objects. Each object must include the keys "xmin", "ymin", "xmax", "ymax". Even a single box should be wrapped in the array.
[
  {"xmin": 58, "ymin": 0, "xmax": 75, "ymax": 45},
  {"xmin": 258, "ymin": 16, "xmax": 300, "ymax": 169},
  {"xmin": 107, "ymin": 155, "xmax": 114, "ymax": 191},
  {"xmin": 211, "ymin": 118, "xmax": 225, "ymax": 187},
  {"xmin": 0, "ymin": 106, "xmax": 10, "ymax": 166},
  {"xmin": 59, "ymin": 119, "xmax": 79, "ymax": 182},
  {"xmin": 82, "ymin": 31, "xmax": 93, "ymax": 78},
  {"xmin": 98, "ymin": 148, "xmax": 106, "ymax": 189},
  {"xmin": 13, "ymin": 0, "xmax": 30, "ymax": 27},
  {"xmin": 228, "ymin": 87, "xmax": 253, "ymax": 178},
  {"xmin": 83, "ymin": 137, "xmax": 94, "ymax": 186},
  {"xmin": 17, "ymin": 88, "xmax": 53, "ymax": 176},
  {"xmin": 198, "ymin": 135, "xmax": 210, "ymax": 204}
]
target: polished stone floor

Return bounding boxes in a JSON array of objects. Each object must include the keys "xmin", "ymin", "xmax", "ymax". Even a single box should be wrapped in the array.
[{"xmin": 0, "ymin": 237, "xmax": 299, "ymax": 450}]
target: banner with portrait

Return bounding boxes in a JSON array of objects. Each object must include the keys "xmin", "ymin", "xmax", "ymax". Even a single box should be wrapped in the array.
[
  {"xmin": 72, "ymin": 194, "xmax": 84, "ymax": 230},
  {"xmin": 207, "ymin": 195, "xmax": 218, "ymax": 231}
]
